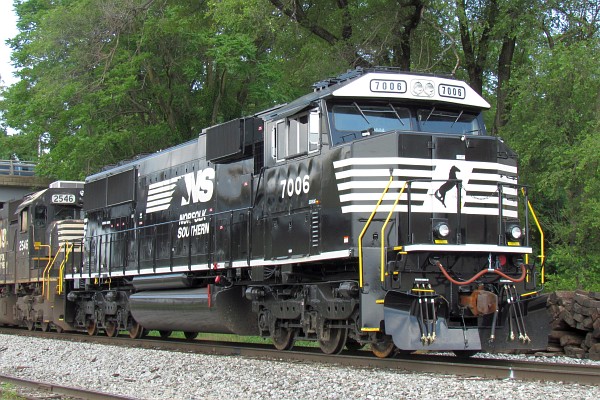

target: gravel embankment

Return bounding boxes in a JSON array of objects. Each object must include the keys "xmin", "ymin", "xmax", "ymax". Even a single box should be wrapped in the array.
[{"xmin": 0, "ymin": 334, "xmax": 599, "ymax": 400}]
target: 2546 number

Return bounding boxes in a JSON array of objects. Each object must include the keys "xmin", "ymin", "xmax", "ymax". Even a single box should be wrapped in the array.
[
  {"xmin": 280, "ymin": 175, "xmax": 310, "ymax": 198},
  {"xmin": 51, "ymin": 194, "xmax": 76, "ymax": 204}
]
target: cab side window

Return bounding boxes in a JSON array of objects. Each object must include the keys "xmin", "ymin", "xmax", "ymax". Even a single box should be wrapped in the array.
[
  {"xmin": 275, "ymin": 120, "xmax": 287, "ymax": 161},
  {"xmin": 274, "ymin": 111, "xmax": 320, "ymax": 161},
  {"xmin": 35, "ymin": 206, "xmax": 47, "ymax": 227},
  {"xmin": 20, "ymin": 208, "xmax": 29, "ymax": 233}
]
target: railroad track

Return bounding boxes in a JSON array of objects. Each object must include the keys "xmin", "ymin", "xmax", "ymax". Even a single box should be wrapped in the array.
[
  {"xmin": 1, "ymin": 327, "xmax": 598, "ymax": 395},
  {"xmin": 0, "ymin": 373, "xmax": 136, "ymax": 399}
]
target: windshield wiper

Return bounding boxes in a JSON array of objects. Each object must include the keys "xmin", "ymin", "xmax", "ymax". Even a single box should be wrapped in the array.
[
  {"xmin": 352, "ymin": 102, "xmax": 371, "ymax": 125},
  {"xmin": 422, "ymin": 106, "xmax": 436, "ymax": 127},
  {"xmin": 451, "ymin": 110, "xmax": 464, "ymax": 128},
  {"xmin": 387, "ymin": 103, "xmax": 405, "ymax": 126}
]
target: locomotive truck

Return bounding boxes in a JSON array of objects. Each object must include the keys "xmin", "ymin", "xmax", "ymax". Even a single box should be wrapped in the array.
[{"xmin": 0, "ymin": 68, "xmax": 549, "ymax": 357}]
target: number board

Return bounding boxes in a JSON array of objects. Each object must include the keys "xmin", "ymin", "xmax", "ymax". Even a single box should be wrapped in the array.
[
  {"xmin": 370, "ymin": 79, "xmax": 407, "ymax": 94},
  {"xmin": 52, "ymin": 194, "xmax": 76, "ymax": 204},
  {"xmin": 438, "ymin": 84, "xmax": 465, "ymax": 99}
]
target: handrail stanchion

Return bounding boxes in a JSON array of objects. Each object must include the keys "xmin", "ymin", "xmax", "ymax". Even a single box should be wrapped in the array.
[
  {"xmin": 380, "ymin": 182, "xmax": 409, "ymax": 283},
  {"xmin": 358, "ymin": 175, "xmax": 393, "ymax": 288}
]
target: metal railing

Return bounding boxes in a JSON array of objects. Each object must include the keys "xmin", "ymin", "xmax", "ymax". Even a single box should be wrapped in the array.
[{"xmin": 0, "ymin": 160, "xmax": 36, "ymax": 176}]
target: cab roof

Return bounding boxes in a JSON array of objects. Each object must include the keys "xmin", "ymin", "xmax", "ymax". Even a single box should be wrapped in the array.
[{"xmin": 260, "ymin": 67, "xmax": 490, "ymax": 121}]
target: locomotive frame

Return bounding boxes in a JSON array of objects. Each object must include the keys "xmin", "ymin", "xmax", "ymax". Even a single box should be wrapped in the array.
[{"xmin": 1, "ymin": 68, "xmax": 549, "ymax": 357}]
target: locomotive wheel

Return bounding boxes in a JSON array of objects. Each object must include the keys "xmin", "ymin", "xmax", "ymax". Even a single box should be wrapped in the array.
[
  {"xmin": 271, "ymin": 327, "xmax": 295, "ymax": 351},
  {"xmin": 318, "ymin": 327, "xmax": 348, "ymax": 355},
  {"xmin": 40, "ymin": 322, "xmax": 50, "ymax": 332},
  {"xmin": 87, "ymin": 321, "xmax": 98, "ymax": 336},
  {"xmin": 345, "ymin": 338, "xmax": 364, "ymax": 351},
  {"xmin": 371, "ymin": 336, "xmax": 395, "ymax": 358},
  {"xmin": 105, "ymin": 321, "xmax": 118, "ymax": 338},
  {"xmin": 159, "ymin": 330, "xmax": 172, "ymax": 339},
  {"xmin": 129, "ymin": 321, "xmax": 145, "ymax": 339},
  {"xmin": 184, "ymin": 332, "xmax": 199, "ymax": 340}
]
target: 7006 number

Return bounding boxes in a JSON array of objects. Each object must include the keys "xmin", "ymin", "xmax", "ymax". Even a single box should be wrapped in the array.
[
  {"xmin": 438, "ymin": 84, "xmax": 465, "ymax": 99},
  {"xmin": 280, "ymin": 175, "xmax": 310, "ymax": 198},
  {"xmin": 370, "ymin": 79, "xmax": 407, "ymax": 93}
]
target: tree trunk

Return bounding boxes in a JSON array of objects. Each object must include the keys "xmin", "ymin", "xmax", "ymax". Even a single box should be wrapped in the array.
[{"xmin": 493, "ymin": 35, "xmax": 516, "ymax": 135}]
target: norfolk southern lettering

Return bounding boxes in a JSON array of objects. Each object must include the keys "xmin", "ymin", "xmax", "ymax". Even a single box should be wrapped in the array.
[{"xmin": 177, "ymin": 209, "xmax": 210, "ymax": 238}]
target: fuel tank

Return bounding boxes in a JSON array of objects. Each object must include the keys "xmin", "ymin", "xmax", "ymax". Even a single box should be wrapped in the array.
[{"xmin": 129, "ymin": 285, "xmax": 258, "ymax": 335}]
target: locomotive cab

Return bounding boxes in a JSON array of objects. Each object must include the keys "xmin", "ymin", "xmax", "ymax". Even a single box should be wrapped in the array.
[{"xmin": 257, "ymin": 69, "xmax": 548, "ymax": 354}]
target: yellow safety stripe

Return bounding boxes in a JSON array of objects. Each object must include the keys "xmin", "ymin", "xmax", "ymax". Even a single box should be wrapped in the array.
[
  {"xmin": 361, "ymin": 327, "xmax": 380, "ymax": 332},
  {"xmin": 520, "ymin": 290, "xmax": 541, "ymax": 298}
]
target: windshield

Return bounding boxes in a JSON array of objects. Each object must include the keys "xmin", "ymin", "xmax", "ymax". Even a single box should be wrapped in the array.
[
  {"xmin": 417, "ymin": 108, "xmax": 482, "ymax": 135},
  {"xmin": 329, "ymin": 102, "xmax": 485, "ymax": 146},
  {"xmin": 54, "ymin": 205, "xmax": 82, "ymax": 220},
  {"xmin": 331, "ymin": 104, "xmax": 412, "ymax": 144}
]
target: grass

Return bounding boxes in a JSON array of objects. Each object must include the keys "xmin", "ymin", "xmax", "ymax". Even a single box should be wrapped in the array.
[{"xmin": 0, "ymin": 383, "xmax": 26, "ymax": 400}]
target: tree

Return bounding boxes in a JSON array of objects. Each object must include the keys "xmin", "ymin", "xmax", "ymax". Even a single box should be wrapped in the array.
[
  {"xmin": 501, "ymin": 39, "xmax": 600, "ymax": 290},
  {"xmin": 267, "ymin": 0, "xmax": 425, "ymax": 70},
  {"xmin": 1, "ymin": 0, "xmax": 284, "ymax": 178}
]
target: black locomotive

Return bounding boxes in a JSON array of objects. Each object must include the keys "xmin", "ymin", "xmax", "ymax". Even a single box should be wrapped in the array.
[
  {"xmin": 0, "ymin": 181, "xmax": 84, "ymax": 332},
  {"xmin": 1, "ymin": 68, "xmax": 549, "ymax": 356}
]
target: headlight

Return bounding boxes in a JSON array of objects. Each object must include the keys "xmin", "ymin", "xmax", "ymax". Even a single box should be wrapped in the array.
[
  {"xmin": 411, "ymin": 80, "xmax": 435, "ymax": 97},
  {"xmin": 434, "ymin": 222, "xmax": 450, "ymax": 238},
  {"xmin": 507, "ymin": 225, "xmax": 522, "ymax": 240},
  {"xmin": 425, "ymin": 82, "xmax": 435, "ymax": 96},
  {"xmin": 412, "ymin": 81, "xmax": 423, "ymax": 95}
]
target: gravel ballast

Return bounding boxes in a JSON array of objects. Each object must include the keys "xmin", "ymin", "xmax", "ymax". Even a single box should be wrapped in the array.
[{"xmin": 0, "ymin": 334, "xmax": 599, "ymax": 400}]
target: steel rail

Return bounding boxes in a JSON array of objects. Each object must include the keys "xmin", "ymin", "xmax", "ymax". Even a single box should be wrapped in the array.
[
  {"xmin": 1, "ymin": 328, "xmax": 599, "ymax": 386},
  {"xmin": 0, "ymin": 373, "xmax": 136, "ymax": 400}
]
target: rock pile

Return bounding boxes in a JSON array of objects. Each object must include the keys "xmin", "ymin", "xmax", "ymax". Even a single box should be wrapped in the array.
[{"xmin": 546, "ymin": 290, "xmax": 600, "ymax": 360}]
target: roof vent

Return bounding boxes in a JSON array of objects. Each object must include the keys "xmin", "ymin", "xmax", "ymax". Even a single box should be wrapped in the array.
[{"xmin": 49, "ymin": 181, "xmax": 85, "ymax": 189}]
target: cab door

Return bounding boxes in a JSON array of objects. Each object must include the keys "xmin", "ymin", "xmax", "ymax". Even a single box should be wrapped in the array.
[
  {"xmin": 264, "ymin": 110, "xmax": 322, "ymax": 260},
  {"xmin": 15, "ymin": 207, "xmax": 32, "ymax": 281}
]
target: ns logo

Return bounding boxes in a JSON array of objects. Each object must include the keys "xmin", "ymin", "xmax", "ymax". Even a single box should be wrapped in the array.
[
  {"xmin": 181, "ymin": 168, "xmax": 215, "ymax": 206},
  {"xmin": 145, "ymin": 167, "xmax": 216, "ymax": 214}
]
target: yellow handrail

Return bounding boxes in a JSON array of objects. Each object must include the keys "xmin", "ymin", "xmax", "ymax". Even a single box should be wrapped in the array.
[
  {"xmin": 58, "ymin": 242, "xmax": 74, "ymax": 294},
  {"xmin": 526, "ymin": 199, "xmax": 545, "ymax": 284},
  {"xmin": 358, "ymin": 175, "xmax": 394, "ymax": 288},
  {"xmin": 520, "ymin": 187, "xmax": 545, "ymax": 284},
  {"xmin": 36, "ymin": 243, "xmax": 52, "ymax": 297},
  {"xmin": 43, "ymin": 242, "xmax": 66, "ymax": 299},
  {"xmin": 380, "ymin": 182, "xmax": 409, "ymax": 282}
]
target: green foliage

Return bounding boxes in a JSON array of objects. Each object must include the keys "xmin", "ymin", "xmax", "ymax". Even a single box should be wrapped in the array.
[
  {"xmin": 502, "ymin": 40, "xmax": 600, "ymax": 291},
  {"xmin": 0, "ymin": 383, "xmax": 25, "ymax": 400}
]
